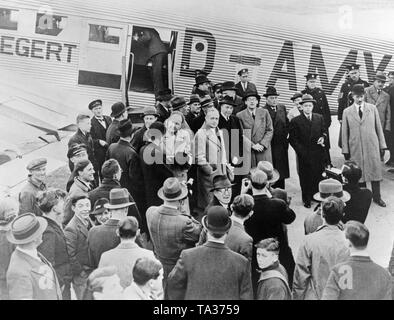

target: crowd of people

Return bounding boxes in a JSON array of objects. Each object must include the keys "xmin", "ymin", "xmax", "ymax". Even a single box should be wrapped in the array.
[{"xmin": 1, "ymin": 66, "xmax": 394, "ymax": 300}]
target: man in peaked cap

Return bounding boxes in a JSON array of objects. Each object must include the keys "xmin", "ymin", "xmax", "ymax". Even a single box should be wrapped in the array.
[
  {"xmin": 365, "ymin": 72, "xmax": 391, "ymax": 155},
  {"xmin": 131, "ymin": 107, "xmax": 159, "ymax": 153},
  {"xmin": 235, "ymin": 68, "xmax": 257, "ymax": 98},
  {"xmin": 19, "ymin": 158, "xmax": 47, "ymax": 216},
  {"xmin": 302, "ymin": 73, "xmax": 332, "ymax": 167},
  {"xmin": 341, "ymin": 84, "xmax": 387, "ymax": 207},
  {"xmin": 89, "ymin": 99, "xmax": 112, "ymax": 181},
  {"xmin": 221, "ymin": 81, "xmax": 245, "ymax": 114},
  {"xmin": 289, "ymin": 94, "xmax": 328, "ymax": 208},
  {"xmin": 156, "ymin": 88, "xmax": 173, "ymax": 123},
  {"xmin": 263, "ymin": 86, "xmax": 290, "ymax": 189}
]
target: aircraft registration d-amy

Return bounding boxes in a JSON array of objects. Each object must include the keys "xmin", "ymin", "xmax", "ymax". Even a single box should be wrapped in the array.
[{"xmin": 0, "ymin": 0, "xmax": 393, "ymax": 138}]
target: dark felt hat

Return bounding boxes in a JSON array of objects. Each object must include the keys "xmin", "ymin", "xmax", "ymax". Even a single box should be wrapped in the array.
[
  {"xmin": 170, "ymin": 96, "xmax": 187, "ymax": 111},
  {"xmin": 299, "ymin": 94, "xmax": 316, "ymax": 105},
  {"xmin": 290, "ymin": 92, "xmax": 303, "ymax": 101},
  {"xmin": 111, "ymin": 102, "xmax": 126, "ymax": 118},
  {"xmin": 374, "ymin": 71, "xmax": 387, "ymax": 82},
  {"xmin": 91, "ymin": 198, "xmax": 109, "ymax": 216},
  {"xmin": 118, "ymin": 119, "xmax": 134, "ymax": 136},
  {"xmin": 187, "ymin": 94, "xmax": 200, "ymax": 105},
  {"xmin": 263, "ymin": 86, "xmax": 279, "ymax": 97},
  {"xmin": 194, "ymin": 69, "xmax": 209, "ymax": 77},
  {"xmin": 202, "ymin": 206, "xmax": 232, "ymax": 234},
  {"xmin": 200, "ymin": 96, "xmax": 214, "ymax": 108},
  {"xmin": 26, "ymin": 158, "xmax": 47, "ymax": 171},
  {"xmin": 142, "ymin": 107, "xmax": 159, "ymax": 118},
  {"xmin": 195, "ymin": 75, "xmax": 210, "ymax": 86},
  {"xmin": 157, "ymin": 89, "xmax": 173, "ymax": 102},
  {"xmin": 210, "ymin": 175, "xmax": 234, "ymax": 191},
  {"xmin": 351, "ymin": 84, "xmax": 365, "ymax": 96},
  {"xmin": 237, "ymin": 68, "xmax": 249, "ymax": 76},
  {"xmin": 88, "ymin": 99, "xmax": 102, "ymax": 110},
  {"xmin": 221, "ymin": 81, "xmax": 237, "ymax": 92},
  {"xmin": 243, "ymin": 90, "xmax": 260, "ymax": 101},
  {"xmin": 212, "ymin": 83, "xmax": 223, "ymax": 93},
  {"xmin": 67, "ymin": 144, "xmax": 87, "ymax": 159},
  {"xmin": 219, "ymin": 95, "xmax": 237, "ymax": 107}
]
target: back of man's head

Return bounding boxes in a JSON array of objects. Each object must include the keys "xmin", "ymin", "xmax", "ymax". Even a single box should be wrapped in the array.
[
  {"xmin": 321, "ymin": 196, "xmax": 344, "ymax": 225},
  {"xmin": 101, "ymin": 159, "xmax": 120, "ymax": 179},
  {"xmin": 132, "ymin": 257, "xmax": 162, "ymax": 286},
  {"xmin": 118, "ymin": 216, "xmax": 139, "ymax": 240},
  {"xmin": 345, "ymin": 220, "xmax": 369, "ymax": 249},
  {"xmin": 231, "ymin": 194, "xmax": 254, "ymax": 218}
]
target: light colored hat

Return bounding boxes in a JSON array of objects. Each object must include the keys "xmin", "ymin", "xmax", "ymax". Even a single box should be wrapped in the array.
[
  {"xmin": 104, "ymin": 188, "xmax": 134, "ymax": 209},
  {"xmin": 26, "ymin": 158, "xmax": 47, "ymax": 171},
  {"xmin": 157, "ymin": 178, "xmax": 188, "ymax": 201},
  {"xmin": 313, "ymin": 178, "xmax": 351, "ymax": 202},
  {"xmin": 257, "ymin": 161, "xmax": 280, "ymax": 184},
  {"xmin": 6, "ymin": 213, "xmax": 47, "ymax": 244}
]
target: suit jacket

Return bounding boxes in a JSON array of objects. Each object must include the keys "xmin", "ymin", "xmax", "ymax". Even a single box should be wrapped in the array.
[
  {"xmin": 64, "ymin": 215, "xmax": 91, "ymax": 276},
  {"xmin": 338, "ymin": 78, "xmax": 370, "ymax": 121},
  {"xmin": 236, "ymin": 107, "xmax": 273, "ymax": 171},
  {"xmin": 226, "ymin": 220, "xmax": 253, "ymax": 261},
  {"xmin": 90, "ymin": 115, "xmax": 112, "ymax": 168},
  {"xmin": 146, "ymin": 205, "xmax": 201, "ymax": 268},
  {"xmin": 18, "ymin": 177, "xmax": 46, "ymax": 216},
  {"xmin": 38, "ymin": 217, "xmax": 72, "ymax": 287},
  {"xmin": 157, "ymin": 103, "xmax": 171, "ymax": 124},
  {"xmin": 130, "ymin": 125, "xmax": 147, "ymax": 153},
  {"xmin": 139, "ymin": 142, "xmax": 173, "ymax": 208},
  {"xmin": 106, "ymin": 139, "xmax": 146, "ymax": 214},
  {"xmin": 264, "ymin": 103, "xmax": 290, "ymax": 179},
  {"xmin": 218, "ymin": 113, "xmax": 244, "ymax": 166},
  {"xmin": 190, "ymin": 112, "xmax": 205, "ymax": 133},
  {"xmin": 235, "ymin": 81, "xmax": 257, "ymax": 98},
  {"xmin": 302, "ymin": 87, "xmax": 331, "ymax": 129},
  {"xmin": 7, "ymin": 249, "xmax": 62, "ymax": 300},
  {"xmin": 167, "ymin": 241, "xmax": 253, "ymax": 300},
  {"xmin": 106, "ymin": 119, "xmax": 121, "ymax": 145},
  {"xmin": 322, "ymin": 256, "xmax": 392, "ymax": 300},
  {"xmin": 185, "ymin": 112, "xmax": 198, "ymax": 129},
  {"xmin": 342, "ymin": 184, "xmax": 372, "ymax": 224},
  {"xmin": 63, "ymin": 177, "xmax": 91, "ymax": 226},
  {"xmin": 365, "ymin": 85, "xmax": 391, "ymax": 131},
  {"xmin": 68, "ymin": 129, "xmax": 97, "ymax": 169},
  {"xmin": 99, "ymin": 242, "xmax": 155, "ymax": 288},
  {"xmin": 87, "ymin": 219, "xmax": 120, "ymax": 269}
]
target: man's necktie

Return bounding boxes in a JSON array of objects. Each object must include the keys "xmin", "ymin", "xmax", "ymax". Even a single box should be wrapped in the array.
[
  {"xmin": 359, "ymin": 106, "xmax": 363, "ymax": 119},
  {"xmin": 252, "ymin": 113, "xmax": 255, "ymax": 120},
  {"xmin": 378, "ymin": 89, "xmax": 381, "ymax": 95}
]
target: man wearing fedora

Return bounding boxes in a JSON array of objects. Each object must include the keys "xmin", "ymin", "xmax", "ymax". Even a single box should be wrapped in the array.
[
  {"xmin": 302, "ymin": 73, "xmax": 332, "ymax": 167},
  {"xmin": 205, "ymin": 174, "xmax": 233, "ymax": 214},
  {"xmin": 221, "ymin": 81, "xmax": 244, "ymax": 115},
  {"xmin": 170, "ymin": 95, "xmax": 190, "ymax": 118},
  {"xmin": 131, "ymin": 107, "xmax": 159, "ymax": 153},
  {"xmin": 263, "ymin": 86, "xmax": 290, "ymax": 189},
  {"xmin": 190, "ymin": 96, "xmax": 215, "ymax": 133},
  {"xmin": 146, "ymin": 177, "xmax": 202, "ymax": 298},
  {"xmin": 289, "ymin": 94, "xmax": 328, "ymax": 208},
  {"xmin": 106, "ymin": 120, "xmax": 145, "ymax": 222},
  {"xmin": 235, "ymin": 68, "xmax": 258, "ymax": 99},
  {"xmin": 19, "ymin": 158, "xmax": 47, "ymax": 216},
  {"xmin": 243, "ymin": 169, "xmax": 296, "ymax": 293},
  {"xmin": 194, "ymin": 108, "xmax": 232, "ymax": 220},
  {"xmin": 237, "ymin": 90, "xmax": 273, "ymax": 174},
  {"xmin": 304, "ymin": 179, "xmax": 350, "ymax": 235},
  {"xmin": 156, "ymin": 88, "xmax": 173, "ymax": 124},
  {"xmin": 106, "ymin": 102, "xmax": 129, "ymax": 145},
  {"xmin": 342, "ymin": 84, "xmax": 387, "ymax": 207},
  {"xmin": 365, "ymin": 71, "xmax": 391, "ymax": 153},
  {"xmin": 89, "ymin": 99, "xmax": 112, "ymax": 181},
  {"xmin": 87, "ymin": 188, "xmax": 138, "ymax": 270},
  {"xmin": 64, "ymin": 195, "xmax": 92, "ymax": 300},
  {"xmin": 185, "ymin": 94, "xmax": 201, "ymax": 128},
  {"xmin": 194, "ymin": 74, "xmax": 211, "ymax": 99},
  {"xmin": 167, "ymin": 206, "xmax": 253, "ymax": 300},
  {"xmin": 68, "ymin": 113, "xmax": 99, "ymax": 185},
  {"xmin": 7, "ymin": 213, "xmax": 62, "ymax": 300},
  {"xmin": 293, "ymin": 197, "xmax": 350, "ymax": 300},
  {"xmin": 287, "ymin": 92, "xmax": 303, "ymax": 122}
]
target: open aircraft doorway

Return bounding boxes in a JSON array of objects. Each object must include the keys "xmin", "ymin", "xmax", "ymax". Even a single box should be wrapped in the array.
[{"xmin": 128, "ymin": 26, "xmax": 178, "ymax": 99}]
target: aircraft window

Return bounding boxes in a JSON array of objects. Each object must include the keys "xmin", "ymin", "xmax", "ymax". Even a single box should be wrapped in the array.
[
  {"xmin": 35, "ymin": 13, "xmax": 67, "ymax": 36},
  {"xmin": 89, "ymin": 24, "xmax": 121, "ymax": 44},
  {"xmin": 0, "ymin": 8, "xmax": 18, "ymax": 30}
]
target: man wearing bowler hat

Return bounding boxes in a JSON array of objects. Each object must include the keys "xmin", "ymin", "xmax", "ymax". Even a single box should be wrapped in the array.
[
  {"xmin": 7, "ymin": 213, "xmax": 62, "ymax": 300},
  {"xmin": 185, "ymin": 94, "xmax": 201, "ymax": 128},
  {"xmin": 302, "ymin": 73, "xmax": 332, "ymax": 166},
  {"xmin": 146, "ymin": 177, "xmax": 201, "ymax": 298},
  {"xmin": 289, "ymin": 94, "xmax": 328, "ymax": 208},
  {"xmin": 221, "ymin": 81, "xmax": 244, "ymax": 114},
  {"xmin": 194, "ymin": 74, "xmax": 211, "ymax": 99},
  {"xmin": 156, "ymin": 88, "xmax": 173, "ymax": 123},
  {"xmin": 167, "ymin": 206, "xmax": 253, "ymax": 300},
  {"xmin": 170, "ymin": 95, "xmax": 190, "ymax": 117},
  {"xmin": 342, "ymin": 84, "xmax": 387, "ymax": 207},
  {"xmin": 288, "ymin": 92, "xmax": 303, "ymax": 121},
  {"xmin": 263, "ymin": 86, "xmax": 290, "ymax": 189},
  {"xmin": 19, "ymin": 158, "xmax": 48, "ymax": 216},
  {"xmin": 235, "ymin": 68, "xmax": 257, "ymax": 98},
  {"xmin": 106, "ymin": 119, "xmax": 145, "ymax": 221},
  {"xmin": 131, "ymin": 107, "xmax": 158, "ymax": 153},
  {"xmin": 89, "ymin": 99, "xmax": 112, "ymax": 180},
  {"xmin": 365, "ymin": 71, "xmax": 391, "ymax": 149},
  {"xmin": 88, "ymin": 188, "xmax": 138, "ymax": 271},
  {"xmin": 106, "ymin": 102, "xmax": 129, "ymax": 145}
]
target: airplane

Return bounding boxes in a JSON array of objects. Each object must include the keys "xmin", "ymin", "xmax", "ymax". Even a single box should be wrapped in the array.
[{"xmin": 1, "ymin": 0, "xmax": 394, "ymax": 152}]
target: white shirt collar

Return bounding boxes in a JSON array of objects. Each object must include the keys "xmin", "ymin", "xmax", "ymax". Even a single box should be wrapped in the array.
[
  {"xmin": 350, "ymin": 248, "xmax": 369, "ymax": 257},
  {"xmin": 208, "ymin": 238, "xmax": 225, "ymax": 244},
  {"xmin": 221, "ymin": 112, "xmax": 229, "ymax": 121},
  {"xmin": 17, "ymin": 247, "xmax": 41, "ymax": 262},
  {"xmin": 231, "ymin": 215, "xmax": 244, "ymax": 226},
  {"xmin": 355, "ymin": 102, "xmax": 364, "ymax": 112}
]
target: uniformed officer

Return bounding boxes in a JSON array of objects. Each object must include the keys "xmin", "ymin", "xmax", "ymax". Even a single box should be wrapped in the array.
[
  {"xmin": 337, "ymin": 64, "xmax": 369, "ymax": 148},
  {"xmin": 302, "ymin": 73, "xmax": 332, "ymax": 166},
  {"xmin": 235, "ymin": 68, "xmax": 257, "ymax": 98}
]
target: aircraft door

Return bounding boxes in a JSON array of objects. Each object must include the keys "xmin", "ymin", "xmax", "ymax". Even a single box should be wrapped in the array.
[{"xmin": 128, "ymin": 26, "xmax": 178, "ymax": 98}]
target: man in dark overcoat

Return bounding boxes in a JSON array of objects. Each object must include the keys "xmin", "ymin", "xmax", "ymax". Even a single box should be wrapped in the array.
[
  {"xmin": 263, "ymin": 86, "xmax": 289, "ymax": 189},
  {"xmin": 89, "ymin": 99, "xmax": 112, "ymax": 180},
  {"xmin": 130, "ymin": 107, "xmax": 158, "ymax": 153},
  {"xmin": 302, "ymin": 73, "xmax": 332, "ymax": 166},
  {"xmin": 106, "ymin": 102, "xmax": 129, "ymax": 145},
  {"xmin": 289, "ymin": 94, "xmax": 328, "ymax": 208}
]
